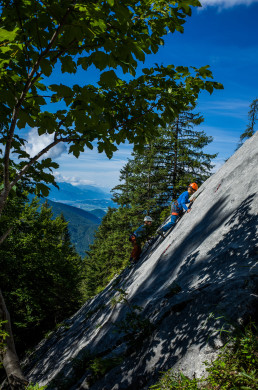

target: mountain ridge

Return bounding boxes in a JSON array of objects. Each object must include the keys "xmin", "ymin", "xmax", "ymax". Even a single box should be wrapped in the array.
[
  {"xmin": 35, "ymin": 197, "xmax": 101, "ymax": 257},
  {"xmin": 46, "ymin": 182, "xmax": 116, "ymax": 212},
  {"xmin": 47, "ymin": 182, "xmax": 111, "ymax": 202}
]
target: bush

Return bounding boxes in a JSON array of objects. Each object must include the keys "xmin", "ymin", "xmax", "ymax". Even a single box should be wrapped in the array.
[
  {"xmin": 150, "ymin": 323, "xmax": 258, "ymax": 390},
  {"xmin": 205, "ymin": 322, "xmax": 258, "ymax": 389},
  {"xmin": 26, "ymin": 384, "xmax": 46, "ymax": 390}
]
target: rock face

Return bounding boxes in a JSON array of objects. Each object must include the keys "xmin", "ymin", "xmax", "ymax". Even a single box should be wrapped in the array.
[{"xmin": 24, "ymin": 133, "xmax": 258, "ymax": 390}]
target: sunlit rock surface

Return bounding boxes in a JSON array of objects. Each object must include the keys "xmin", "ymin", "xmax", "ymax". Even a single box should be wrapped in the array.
[{"xmin": 24, "ymin": 132, "xmax": 258, "ymax": 390}]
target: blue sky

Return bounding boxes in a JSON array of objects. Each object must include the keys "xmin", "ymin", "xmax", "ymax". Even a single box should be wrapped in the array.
[{"xmin": 25, "ymin": 0, "xmax": 258, "ymax": 190}]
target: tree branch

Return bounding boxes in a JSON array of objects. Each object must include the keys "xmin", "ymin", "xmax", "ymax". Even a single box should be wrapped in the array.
[
  {"xmin": 14, "ymin": 0, "xmax": 30, "ymax": 74},
  {"xmin": 10, "ymin": 139, "xmax": 62, "ymax": 189},
  {"xmin": 3, "ymin": 3, "xmax": 75, "ymax": 209}
]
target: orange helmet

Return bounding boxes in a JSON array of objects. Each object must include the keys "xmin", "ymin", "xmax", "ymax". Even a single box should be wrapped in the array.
[{"xmin": 189, "ymin": 182, "xmax": 198, "ymax": 191}]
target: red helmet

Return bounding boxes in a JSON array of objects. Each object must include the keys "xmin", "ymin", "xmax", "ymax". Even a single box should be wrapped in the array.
[{"xmin": 189, "ymin": 182, "xmax": 198, "ymax": 191}]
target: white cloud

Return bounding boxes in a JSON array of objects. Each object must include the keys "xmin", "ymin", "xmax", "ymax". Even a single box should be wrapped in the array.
[
  {"xmin": 200, "ymin": 0, "xmax": 258, "ymax": 9},
  {"xmin": 54, "ymin": 172, "xmax": 95, "ymax": 186},
  {"xmin": 24, "ymin": 128, "xmax": 67, "ymax": 160},
  {"xmin": 53, "ymin": 141, "xmax": 134, "ymax": 189}
]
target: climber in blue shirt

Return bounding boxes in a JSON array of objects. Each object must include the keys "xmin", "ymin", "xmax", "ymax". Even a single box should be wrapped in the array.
[{"xmin": 157, "ymin": 183, "xmax": 198, "ymax": 237}]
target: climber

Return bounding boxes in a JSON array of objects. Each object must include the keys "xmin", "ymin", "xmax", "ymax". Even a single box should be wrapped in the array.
[
  {"xmin": 157, "ymin": 183, "xmax": 198, "ymax": 238},
  {"xmin": 129, "ymin": 216, "xmax": 153, "ymax": 263}
]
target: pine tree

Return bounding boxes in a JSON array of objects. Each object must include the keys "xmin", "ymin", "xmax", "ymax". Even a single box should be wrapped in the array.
[
  {"xmin": 0, "ymin": 198, "xmax": 84, "ymax": 353},
  {"xmin": 82, "ymin": 207, "xmax": 132, "ymax": 299},
  {"xmin": 85, "ymin": 108, "xmax": 217, "ymax": 298},
  {"xmin": 239, "ymin": 98, "xmax": 258, "ymax": 143},
  {"xmin": 112, "ymin": 110, "xmax": 216, "ymax": 214},
  {"xmin": 167, "ymin": 111, "xmax": 216, "ymax": 199}
]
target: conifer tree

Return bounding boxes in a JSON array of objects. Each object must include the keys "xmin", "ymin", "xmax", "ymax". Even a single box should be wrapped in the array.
[
  {"xmin": 83, "ymin": 207, "xmax": 132, "ymax": 299},
  {"xmin": 166, "ymin": 110, "xmax": 216, "ymax": 199},
  {"xmin": 0, "ymin": 198, "xmax": 84, "ymax": 353},
  {"xmin": 112, "ymin": 110, "xmax": 216, "ymax": 214},
  {"xmin": 85, "ymin": 108, "xmax": 216, "ymax": 297},
  {"xmin": 239, "ymin": 98, "xmax": 258, "ymax": 144}
]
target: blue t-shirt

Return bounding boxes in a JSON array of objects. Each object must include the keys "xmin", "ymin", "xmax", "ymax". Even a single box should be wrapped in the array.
[
  {"xmin": 177, "ymin": 191, "xmax": 190, "ymax": 211},
  {"xmin": 133, "ymin": 224, "xmax": 146, "ymax": 238},
  {"xmin": 133, "ymin": 224, "xmax": 151, "ymax": 241}
]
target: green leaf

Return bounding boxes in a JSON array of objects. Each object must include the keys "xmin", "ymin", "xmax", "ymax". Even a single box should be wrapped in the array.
[
  {"xmin": 91, "ymin": 51, "xmax": 110, "ymax": 71},
  {"xmin": 204, "ymin": 82, "xmax": 214, "ymax": 94},
  {"xmin": 60, "ymin": 56, "xmax": 77, "ymax": 74},
  {"xmin": 99, "ymin": 70, "xmax": 119, "ymax": 87},
  {"xmin": 38, "ymin": 113, "xmax": 57, "ymax": 134},
  {"xmin": 132, "ymin": 43, "xmax": 145, "ymax": 62},
  {"xmin": 85, "ymin": 141, "xmax": 93, "ymax": 150},
  {"xmin": 69, "ymin": 144, "xmax": 84, "ymax": 158},
  {"xmin": 35, "ymin": 183, "xmax": 50, "ymax": 197},
  {"xmin": 92, "ymin": 19, "xmax": 107, "ymax": 32},
  {"xmin": 40, "ymin": 59, "xmax": 52, "ymax": 76},
  {"xmin": 49, "ymin": 84, "xmax": 73, "ymax": 105},
  {"xmin": 0, "ymin": 27, "xmax": 19, "ymax": 42},
  {"xmin": 16, "ymin": 111, "xmax": 35, "ymax": 129},
  {"xmin": 175, "ymin": 66, "xmax": 190, "ymax": 76}
]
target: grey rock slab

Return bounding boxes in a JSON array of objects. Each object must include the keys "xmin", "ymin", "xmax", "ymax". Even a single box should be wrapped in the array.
[{"xmin": 23, "ymin": 132, "xmax": 258, "ymax": 389}]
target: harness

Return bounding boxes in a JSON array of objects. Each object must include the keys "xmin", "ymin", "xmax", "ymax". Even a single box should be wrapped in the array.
[
  {"xmin": 129, "ymin": 234, "xmax": 137, "ymax": 242},
  {"xmin": 171, "ymin": 201, "xmax": 183, "ymax": 216}
]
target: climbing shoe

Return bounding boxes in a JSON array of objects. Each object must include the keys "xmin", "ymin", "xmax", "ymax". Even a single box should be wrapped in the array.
[{"xmin": 157, "ymin": 229, "xmax": 165, "ymax": 238}]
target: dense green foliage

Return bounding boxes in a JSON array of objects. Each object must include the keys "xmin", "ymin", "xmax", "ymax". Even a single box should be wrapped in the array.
[
  {"xmin": 82, "ymin": 207, "xmax": 132, "ymax": 298},
  {"xmin": 150, "ymin": 323, "xmax": 258, "ymax": 390},
  {"xmin": 84, "ymin": 117, "xmax": 216, "ymax": 298},
  {"xmin": 0, "ymin": 197, "xmax": 84, "ymax": 353},
  {"xmin": 0, "ymin": 0, "xmax": 223, "ymax": 208}
]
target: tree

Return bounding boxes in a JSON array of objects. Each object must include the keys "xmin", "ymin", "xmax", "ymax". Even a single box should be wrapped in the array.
[
  {"xmin": 239, "ymin": 98, "xmax": 258, "ymax": 144},
  {"xmin": 0, "ymin": 198, "xmax": 84, "ymax": 354},
  {"xmin": 0, "ymin": 0, "xmax": 223, "ymax": 385},
  {"xmin": 0, "ymin": 0, "xmax": 223, "ymax": 219},
  {"xmin": 163, "ymin": 110, "xmax": 217, "ymax": 199},
  {"xmin": 112, "ymin": 109, "xmax": 216, "ymax": 214},
  {"xmin": 86, "ymin": 111, "xmax": 216, "ymax": 297},
  {"xmin": 83, "ymin": 207, "xmax": 132, "ymax": 299}
]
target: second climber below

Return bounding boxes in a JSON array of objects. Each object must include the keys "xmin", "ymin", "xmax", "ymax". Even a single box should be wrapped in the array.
[
  {"xmin": 129, "ymin": 216, "xmax": 153, "ymax": 263},
  {"xmin": 157, "ymin": 183, "xmax": 198, "ymax": 238}
]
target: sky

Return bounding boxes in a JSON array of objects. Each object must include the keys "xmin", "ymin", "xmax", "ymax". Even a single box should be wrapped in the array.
[{"xmin": 25, "ymin": 0, "xmax": 258, "ymax": 191}]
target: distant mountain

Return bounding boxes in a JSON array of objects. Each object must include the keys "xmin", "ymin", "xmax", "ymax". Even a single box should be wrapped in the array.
[
  {"xmin": 47, "ymin": 182, "xmax": 111, "ymax": 202},
  {"xmin": 47, "ymin": 182, "xmax": 116, "ymax": 211},
  {"xmin": 46, "ymin": 199, "xmax": 100, "ymax": 224},
  {"xmin": 65, "ymin": 198, "xmax": 116, "ymax": 212},
  {"xmin": 35, "ymin": 197, "xmax": 101, "ymax": 257},
  {"xmin": 29, "ymin": 182, "xmax": 115, "ymax": 255},
  {"xmin": 90, "ymin": 209, "xmax": 107, "ymax": 219}
]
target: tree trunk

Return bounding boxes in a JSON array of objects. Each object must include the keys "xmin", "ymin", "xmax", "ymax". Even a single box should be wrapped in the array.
[{"xmin": 0, "ymin": 289, "xmax": 28, "ymax": 389}]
